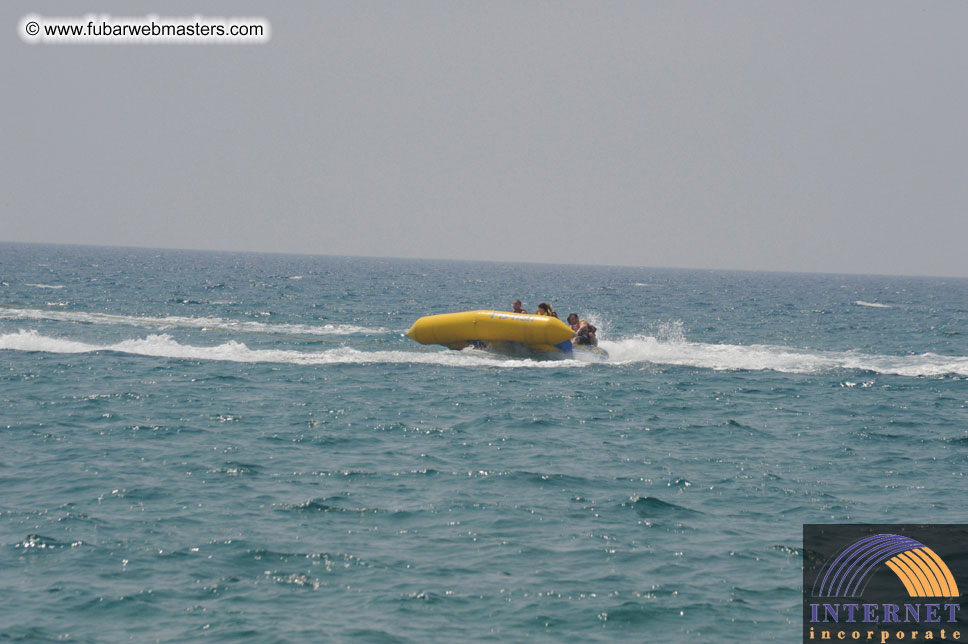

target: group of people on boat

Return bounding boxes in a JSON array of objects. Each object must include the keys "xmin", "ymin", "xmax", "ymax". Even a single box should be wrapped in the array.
[{"xmin": 512, "ymin": 299, "xmax": 597, "ymax": 346}]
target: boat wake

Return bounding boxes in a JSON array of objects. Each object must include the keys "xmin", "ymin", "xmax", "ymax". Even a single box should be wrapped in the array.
[
  {"xmin": 0, "ymin": 306, "xmax": 386, "ymax": 336},
  {"xmin": 1, "ymin": 327, "xmax": 965, "ymax": 377},
  {"xmin": 0, "ymin": 330, "xmax": 576, "ymax": 369},
  {"xmin": 600, "ymin": 336, "xmax": 968, "ymax": 377}
]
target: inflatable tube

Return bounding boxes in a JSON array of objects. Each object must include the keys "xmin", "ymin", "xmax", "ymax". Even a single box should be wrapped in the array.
[{"xmin": 405, "ymin": 310, "xmax": 575, "ymax": 351}]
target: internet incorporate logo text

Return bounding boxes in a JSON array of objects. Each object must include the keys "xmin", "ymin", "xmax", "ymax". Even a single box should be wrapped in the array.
[{"xmin": 803, "ymin": 525, "xmax": 966, "ymax": 643}]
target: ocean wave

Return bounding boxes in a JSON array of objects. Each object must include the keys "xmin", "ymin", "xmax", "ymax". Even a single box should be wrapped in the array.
[
  {"xmin": 0, "ymin": 307, "xmax": 386, "ymax": 336},
  {"xmin": 600, "ymin": 336, "xmax": 968, "ymax": 377},
  {"xmin": 627, "ymin": 495, "xmax": 702, "ymax": 517},
  {"xmin": 854, "ymin": 301, "xmax": 892, "ymax": 309},
  {"xmin": 0, "ymin": 330, "xmax": 580, "ymax": 368}
]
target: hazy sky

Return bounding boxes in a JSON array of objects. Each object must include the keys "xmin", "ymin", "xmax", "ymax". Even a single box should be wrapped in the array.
[{"xmin": 3, "ymin": 1, "xmax": 967, "ymax": 277}]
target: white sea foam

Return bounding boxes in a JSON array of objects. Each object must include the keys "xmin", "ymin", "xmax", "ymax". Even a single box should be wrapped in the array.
[
  {"xmin": 25, "ymin": 283, "xmax": 65, "ymax": 289},
  {"xmin": 0, "ymin": 330, "xmax": 579, "ymax": 369},
  {"xmin": 0, "ymin": 307, "xmax": 387, "ymax": 336},
  {"xmin": 599, "ymin": 336, "xmax": 968, "ymax": 377},
  {"xmin": 854, "ymin": 301, "xmax": 892, "ymax": 309},
  {"xmin": 2, "ymin": 327, "xmax": 965, "ymax": 377}
]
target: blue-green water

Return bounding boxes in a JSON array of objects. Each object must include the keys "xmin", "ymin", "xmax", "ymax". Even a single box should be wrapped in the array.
[{"xmin": 1, "ymin": 243, "xmax": 966, "ymax": 642}]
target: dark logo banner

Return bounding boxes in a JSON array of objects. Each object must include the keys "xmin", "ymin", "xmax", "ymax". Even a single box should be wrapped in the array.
[{"xmin": 803, "ymin": 524, "xmax": 967, "ymax": 643}]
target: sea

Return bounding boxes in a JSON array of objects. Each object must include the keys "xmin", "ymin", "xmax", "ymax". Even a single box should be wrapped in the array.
[{"xmin": 1, "ymin": 242, "xmax": 965, "ymax": 643}]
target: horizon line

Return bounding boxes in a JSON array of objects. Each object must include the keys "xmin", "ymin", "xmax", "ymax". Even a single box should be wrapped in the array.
[{"xmin": 1, "ymin": 239, "xmax": 966, "ymax": 281}]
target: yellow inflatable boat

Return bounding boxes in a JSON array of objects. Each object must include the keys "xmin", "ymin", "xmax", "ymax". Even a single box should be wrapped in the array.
[{"xmin": 405, "ymin": 310, "xmax": 577, "ymax": 354}]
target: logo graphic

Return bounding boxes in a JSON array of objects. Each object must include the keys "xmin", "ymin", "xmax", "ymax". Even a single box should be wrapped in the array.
[
  {"xmin": 803, "ymin": 525, "xmax": 966, "ymax": 644},
  {"xmin": 814, "ymin": 533, "xmax": 960, "ymax": 599}
]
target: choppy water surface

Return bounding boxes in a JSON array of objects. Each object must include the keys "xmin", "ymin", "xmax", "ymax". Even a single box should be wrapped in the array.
[{"xmin": 1, "ymin": 243, "xmax": 965, "ymax": 642}]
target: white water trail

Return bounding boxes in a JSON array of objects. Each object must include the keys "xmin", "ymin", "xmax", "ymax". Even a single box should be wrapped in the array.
[
  {"xmin": 599, "ymin": 335, "xmax": 968, "ymax": 377},
  {"xmin": 0, "ymin": 307, "xmax": 387, "ymax": 336},
  {"xmin": 0, "ymin": 330, "xmax": 580, "ymax": 369},
  {"xmin": 2, "ymin": 328, "xmax": 965, "ymax": 377}
]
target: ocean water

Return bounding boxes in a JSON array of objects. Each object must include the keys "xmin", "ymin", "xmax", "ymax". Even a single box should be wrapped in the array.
[{"xmin": 1, "ymin": 242, "xmax": 965, "ymax": 643}]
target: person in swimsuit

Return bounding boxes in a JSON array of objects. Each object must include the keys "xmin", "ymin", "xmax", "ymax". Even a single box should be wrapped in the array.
[
  {"xmin": 535, "ymin": 302, "xmax": 557, "ymax": 317},
  {"xmin": 512, "ymin": 300, "xmax": 527, "ymax": 314},
  {"xmin": 567, "ymin": 313, "xmax": 597, "ymax": 345}
]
